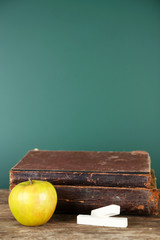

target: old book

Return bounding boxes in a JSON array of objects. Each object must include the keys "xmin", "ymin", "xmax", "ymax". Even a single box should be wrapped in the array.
[
  {"xmin": 9, "ymin": 169, "xmax": 156, "ymax": 189},
  {"xmin": 9, "ymin": 149, "xmax": 159, "ymax": 215},
  {"xmin": 10, "ymin": 150, "xmax": 153, "ymax": 188},
  {"xmin": 54, "ymin": 185, "xmax": 159, "ymax": 215},
  {"xmin": 55, "ymin": 185, "xmax": 159, "ymax": 215},
  {"xmin": 9, "ymin": 183, "xmax": 159, "ymax": 215}
]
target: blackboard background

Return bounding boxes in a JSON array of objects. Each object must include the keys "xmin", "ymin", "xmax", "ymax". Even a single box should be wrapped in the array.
[{"xmin": 0, "ymin": 0, "xmax": 160, "ymax": 188}]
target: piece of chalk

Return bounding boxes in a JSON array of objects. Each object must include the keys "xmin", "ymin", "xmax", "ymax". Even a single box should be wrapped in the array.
[
  {"xmin": 91, "ymin": 204, "xmax": 120, "ymax": 217},
  {"xmin": 77, "ymin": 215, "xmax": 128, "ymax": 228}
]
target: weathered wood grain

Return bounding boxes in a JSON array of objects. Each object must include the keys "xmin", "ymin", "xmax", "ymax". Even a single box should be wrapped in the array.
[
  {"xmin": 0, "ymin": 190, "xmax": 9, "ymax": 204},
  {"xmin": 0, "ymin": 190, "xmax": 160, "ymax": 240}
]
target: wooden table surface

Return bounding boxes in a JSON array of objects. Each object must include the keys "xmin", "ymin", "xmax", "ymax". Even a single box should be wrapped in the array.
[{"xmin": 0, "ymin": 189, "xmax": 160, "ymax": 240}]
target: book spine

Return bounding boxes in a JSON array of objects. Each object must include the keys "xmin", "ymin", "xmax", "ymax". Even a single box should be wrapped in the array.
[
  {"xmin": 9, "ymin": 170, "xmax": 152, "ymax": 188},
  {"xmin": 54, "ymin": 185, "xmax": 159, "ymax": 216},
  {"xmin": 9, "ymin": 182, "xmax": 159, "ymax": 215}
]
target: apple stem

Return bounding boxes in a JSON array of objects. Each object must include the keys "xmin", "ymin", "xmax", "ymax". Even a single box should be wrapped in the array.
[{"xmin": 29, "ymin": 178, "xmax": 32, "ymax": 185}]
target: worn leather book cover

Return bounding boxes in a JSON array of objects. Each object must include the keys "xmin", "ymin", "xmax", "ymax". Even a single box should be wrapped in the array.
[
  {"xmin": 9, "ymin": 149, "xmax": 159, "ymax": 215},
  {"xmin": 10, "ymin": 169, "xmax": 156, "ymax": 189},
  {"xmin": 54, "ymin": 185, "xmax": 159, "ymax": 215},
  {"xmin": 10, "ymin": 149, "xmax": 153, "ymax": 188}
]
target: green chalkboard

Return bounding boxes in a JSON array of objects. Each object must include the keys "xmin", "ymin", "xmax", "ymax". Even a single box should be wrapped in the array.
[{"xmin": 0, "ymin": 0, "xmax": 160, "ymax": 188}]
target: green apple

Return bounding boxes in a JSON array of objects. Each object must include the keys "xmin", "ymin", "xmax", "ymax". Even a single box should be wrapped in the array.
[{"xmin": 8, "ymin": 179, "xmax": 57, "ymax": 226}]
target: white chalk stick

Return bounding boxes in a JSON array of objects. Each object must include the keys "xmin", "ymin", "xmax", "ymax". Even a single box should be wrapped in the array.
[
  {"xmin": 77, "ymin": 215, "xmax": 128, "ymax": 228},
  {"xmin": 91, "ymin": 204, "xmax": 120, "ymax": 217}
]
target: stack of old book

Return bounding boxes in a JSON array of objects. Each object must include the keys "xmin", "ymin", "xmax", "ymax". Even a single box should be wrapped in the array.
[{"xmin": 9, "ymin": 150, "xmax": 159, "ymax": 215}]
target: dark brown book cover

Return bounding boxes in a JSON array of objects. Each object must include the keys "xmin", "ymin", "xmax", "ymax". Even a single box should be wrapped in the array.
[
  {"xmin": 9, "ymin": 183, "xmax": 159, "ymax": 215},
  {"xmin": 11, "ymin": 150, "xmax": 151, "ymax": 173},
  {"xmin": 9, "ymin": 169, "xmax": 156, "ymax": 189},
  {"xmin": 54, "ymin": 185, "xmax": 159, "ymax": 215},
  {"xmin": 10, "ymin": 149, "xmax": 153, "ymax": 188}
]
